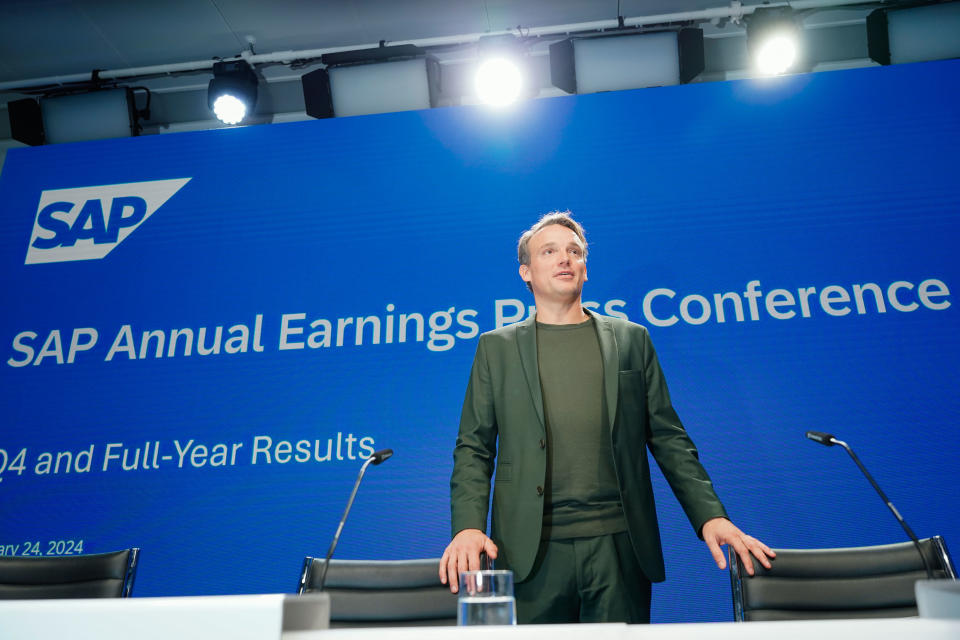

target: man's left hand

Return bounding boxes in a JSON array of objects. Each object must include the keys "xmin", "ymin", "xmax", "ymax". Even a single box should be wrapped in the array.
[{"xmin": 701, "ymin": 517, "xmax": 775, "ymax": 576}]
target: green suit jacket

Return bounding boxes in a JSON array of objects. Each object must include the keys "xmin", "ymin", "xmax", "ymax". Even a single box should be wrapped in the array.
[{"xmin": 450, "ymin": 309, "xmax": 728, "ymax": 583}]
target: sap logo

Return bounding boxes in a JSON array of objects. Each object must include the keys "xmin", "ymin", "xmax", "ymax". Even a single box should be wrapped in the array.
[{"xmin": 25, "ymin": 178, "xmax": 191, "ymax": 265}]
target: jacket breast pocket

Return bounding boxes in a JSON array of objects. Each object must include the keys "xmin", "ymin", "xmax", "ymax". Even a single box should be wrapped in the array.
[{"xmin": 495, "ymin": 461, "xmax": 512, "ymax": 483}]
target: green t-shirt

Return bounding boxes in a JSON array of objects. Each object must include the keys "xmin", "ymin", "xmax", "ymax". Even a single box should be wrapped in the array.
[{"xmin": 536, "ymin": 317, "xmax": 627, "ymax": 540}]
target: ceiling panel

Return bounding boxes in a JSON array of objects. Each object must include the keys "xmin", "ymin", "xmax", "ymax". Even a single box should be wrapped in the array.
[
  {"xmin": 475, "ymin": 0, "xmax": 616, "ymax": 31},
  {"xmin": 214, "ymin": 0, "xmax": 370, "ymax": 51},
  {"xmin": 0, "ymin": 0, "xmax": 127, "ymax": 81},
  {"xmin": 78, "ymin": 0, "xmax": 243, "ymax": 68},
  {"xmin": 345, "ymin": 0, "xmax": 490, "ymax": 44}
]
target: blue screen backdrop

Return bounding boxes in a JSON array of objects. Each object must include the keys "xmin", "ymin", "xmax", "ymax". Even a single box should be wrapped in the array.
[{"xmin": 0, "ymin": 59, "xmax": 957, "ymax": 623}]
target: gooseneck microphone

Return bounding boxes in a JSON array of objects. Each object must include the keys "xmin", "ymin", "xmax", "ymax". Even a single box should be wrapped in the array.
[
  {"xmin": 368, "ymin": 448, "xmax": 393, "ymax": 465},
  {"xmin": 315, "ymin": 448, "xmax": 394, "ymax": 592},
  {"xmin": 804, "ymin": 431, "xmax": 932, "ymax": 578},
  {"xmin": 804, "ymin": 431, "xmax": 837, "ymax": 446}
]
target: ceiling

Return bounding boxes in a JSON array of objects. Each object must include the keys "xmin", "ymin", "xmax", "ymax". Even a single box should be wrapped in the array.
[
  {"xmin": 0, "ymin": 0, "xmax": 897, "ymax": 161},
  {"xmin": 0, "ymin": 1, "xmax": 786, "ymax": 82}
]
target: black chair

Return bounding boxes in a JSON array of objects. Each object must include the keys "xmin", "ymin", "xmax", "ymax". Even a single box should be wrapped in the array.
[
  {"xmin": 0, "ymin": 548, "xmax": 139, "ymax": 599},
  {"xmin": 297, "ymin": 557, "xmax": 457, "ymax": 627},
  {"xmin": 729, "ymin": 536, "xmax": 957, "ymax": 621}
]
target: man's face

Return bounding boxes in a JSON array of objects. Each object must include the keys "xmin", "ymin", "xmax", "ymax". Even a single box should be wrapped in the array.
[{"xmin": 519, "ymin": 224, "xmax": 587, "ymax": 304}]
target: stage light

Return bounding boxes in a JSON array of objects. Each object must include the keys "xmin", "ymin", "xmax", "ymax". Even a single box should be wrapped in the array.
[
  {"xmin": 747, "ymin": 7, "xmax": 803, "ymax": 76},
  {"xmin": 755, "ymin": 34, "xmax": 797, "ymax": 75},
  {"xmin": 549, "ymin": 29, "xmax": 704, "ymax": 94},
  {"xmin": 475, "ymin": 57, "xmax": 523, "ymax": 106},
  {"xmin": 212, "ymin": 95, "xmax": 246, "ymax": 125},
  {"xmin": 867, "ymin": 2, "xmax": 960, "ymax": 66},
  {"xmin": 8, "ymin": 88, "xmax": 141, "ymax": 146},
  {"xmin": 473, "ymin": 35, "xmax": 527, "ymax": 107},
  {"xmin": 302, "ymin": 44, "xmax": 439, "ymax": 118},
  {"xmin": 207, "ymin": 60, "xmax": 258, "ymax": 125}
]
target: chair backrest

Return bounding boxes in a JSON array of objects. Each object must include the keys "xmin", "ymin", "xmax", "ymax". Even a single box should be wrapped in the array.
[
  {"xmin": 730, "ymin": 536, "xmax": 956, "ymax": 621},
  {"xmin": 298, "ymin": 557, "xmax": 457, "ymax": 627},
  {"xmin": 0, "ymin": 548, "xmax": 139, "ymax": 600}
]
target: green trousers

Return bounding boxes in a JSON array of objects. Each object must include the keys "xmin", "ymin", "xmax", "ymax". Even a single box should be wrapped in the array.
[{"xmin": 514, "ymin": 532, "xmax": 652, "ymax": 624}]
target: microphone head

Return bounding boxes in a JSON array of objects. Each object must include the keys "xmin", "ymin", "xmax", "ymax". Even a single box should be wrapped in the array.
[
  {"xmin": 805, "ymin": 431, "xmax": 837, "ymax": 446},
  {"xmin": 369, "ymin": 448, "xmax": 393, "ymax": 465}
]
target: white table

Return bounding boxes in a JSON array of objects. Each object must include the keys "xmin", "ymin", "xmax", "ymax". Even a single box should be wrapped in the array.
[
  {"xmin": 0, "ymin": 593, "xmax": 328, "ymax": 640},
  {"xmin": 286, "ymin": 618, "xmax": 959, "ymax": 640},
  {"xmin": 1, "ymin": 595, "xmax": 957, "ymax": 640}
]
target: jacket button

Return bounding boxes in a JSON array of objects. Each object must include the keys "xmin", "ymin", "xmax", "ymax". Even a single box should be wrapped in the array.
[
  {"xmin": 536, "ymin": 486, "xmax": 544, "ymax": 496},
  {"xmin": 538, "ymin": 439, "xmax": 545, "ymax": 449}
]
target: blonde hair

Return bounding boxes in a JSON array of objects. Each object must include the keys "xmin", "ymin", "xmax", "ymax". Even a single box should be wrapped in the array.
[{"xmin": 517, "ymin": 211, "xmax": 587, "ymax": 266}]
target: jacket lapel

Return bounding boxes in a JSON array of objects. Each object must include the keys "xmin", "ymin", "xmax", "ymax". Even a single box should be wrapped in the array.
[
  {"xmin": 588, "ymin": 309, "xmax": 620, "ymax": 434},
  {"xmin": 515, "ymin": 315, "xmax": 545, "ymax": 431}
]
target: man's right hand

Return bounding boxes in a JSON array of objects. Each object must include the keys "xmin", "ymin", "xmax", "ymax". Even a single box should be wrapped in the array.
[{"xmin": 438, "ymin": 528, "xmax": 498, "ymax": 593}]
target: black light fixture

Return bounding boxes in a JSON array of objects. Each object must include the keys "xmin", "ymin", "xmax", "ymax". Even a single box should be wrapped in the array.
[
  {"xmin": 302, "ymin": 44, "xmax": 439, "ymax": 119},
  {"xmin": 8, "ymin": 98, "xmax": 44, "ymax": 146},
  {"xmin": 207, "ymin": 60, "xmax": 258, "ymax": 125},
  {"xmin": 746, "ymin": 7, "xmax": 805, "ymax": 76},
  {"xmin": 301, "ymin": 67, "xmax": 332, "ymax": 119},
  {"xmin": 550, "ymin": 29, "xmax": 704, "ymax": 94},
  {"xmin": 867, "ymin": 1, "xmax": 960, "ymax": 66}
]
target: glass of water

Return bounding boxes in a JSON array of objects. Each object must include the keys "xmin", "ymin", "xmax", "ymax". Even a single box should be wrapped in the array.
[{"xmin": 457, "ymin": 569, "xmax": 517, "ymax": 625}]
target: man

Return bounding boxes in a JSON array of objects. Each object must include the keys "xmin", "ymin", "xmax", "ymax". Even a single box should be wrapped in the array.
[{"xmin": 439, "ymin": 212, "xmax": 774, "ymax": 623}]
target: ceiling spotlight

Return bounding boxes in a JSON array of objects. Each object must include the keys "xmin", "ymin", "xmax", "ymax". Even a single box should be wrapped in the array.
[
  {"xmin": 867, "ymin": 2, "xmax": 960, "ymax": 66},
  {"xmin": 755, "ymin": 34, "xmax": 797, "ymax": 75},
  {"xmin": 208, "ymin": 60, "xmax": 258, "ymax": 125},
  {"xmin": 474, "ymin": 35, "xmax": 527, "ymax": 107},
  {"xmin": 302, "ymin": 44, "xmax": 440, "ymax": 118},
  {"xmin": 550, "ymin": 29, "xmax": 705, "ymax": 94},
  {"xmin": 747, "ymin": 7, "xmax": 803, "ymax": 76},
  {"xmin": 475, "ymin": 57, "xmax": 523, "ymax": 106},
  {"xmin": 8, "ymin": 87, "xmax": 144, "ymax": 146}
]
